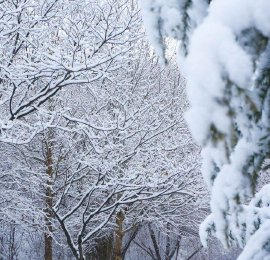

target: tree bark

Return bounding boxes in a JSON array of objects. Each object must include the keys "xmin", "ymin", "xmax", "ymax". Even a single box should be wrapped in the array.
[
  {"xmin": 44, "ymin": 136, "xmax": 53, "ymax": 260},
  {"xmin": 114, "ymin": 210, "xmax": 125, "ymax": 260}
]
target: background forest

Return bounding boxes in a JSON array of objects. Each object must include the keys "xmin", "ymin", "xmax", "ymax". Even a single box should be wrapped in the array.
[{"xmin": 0, "ymin": 0, "xmax": 206, "ymax": 259}]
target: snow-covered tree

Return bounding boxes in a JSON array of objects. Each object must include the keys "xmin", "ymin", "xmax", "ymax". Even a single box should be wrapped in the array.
[
  {"xmin": 140, "ymin": 0, "xmax": 270, "ymax": 259},
  {"xmin": 0, "ymin": 2, "xmax": 205, "ymax": 259},
  {"xmin": 0, "ymin": 1, "xmax": 143, "ymax": 258},
  {"xmin": 50, "ymin": 39, "xmax": 203, "ymax": 260},
  {"xmin": 0, "ymin": 1, "xmax": 210, "ymax": 259},
  {"xmin": 0, "ymin": 0, "xmax": 141, "ymax": 142}
]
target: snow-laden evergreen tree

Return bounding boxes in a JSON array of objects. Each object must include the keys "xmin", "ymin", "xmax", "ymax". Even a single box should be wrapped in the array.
[{"xmin": 140, "ymin": 0, "xmax": 270, "ymax": 258}]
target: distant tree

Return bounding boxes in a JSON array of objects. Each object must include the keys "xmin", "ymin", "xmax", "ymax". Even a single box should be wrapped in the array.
[{"xmin": 50, "ymin": 40, "xmax": 203, "ymax": 260}]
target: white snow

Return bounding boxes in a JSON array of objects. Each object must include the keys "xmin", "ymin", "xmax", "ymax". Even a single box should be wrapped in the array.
[{"xmin": 141, "ymin": 0, "xmax": 270, "ymax": 258}]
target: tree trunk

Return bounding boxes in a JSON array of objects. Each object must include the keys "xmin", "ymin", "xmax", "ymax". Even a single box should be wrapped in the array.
[
  {"xmin": 44, "ymin": 137, "xmax": 53, "ymax": 260},
  {"xmin": 114, "ymin": 210, "xmax": 125, "ymax": 260},
  {"xmin": 8, "ymin": 225, "xmax": 16, "ymax": 260},
  {"xmin": 148, "ymin": 223, "xmax": 162, "ymax": 260},
  {"xmin": 86, "ymin": 235, "xmax": 114, "ymax": 260},
  {"xmin": 165, "ymin": 223, "xmax": 171, "ymax": 260}
]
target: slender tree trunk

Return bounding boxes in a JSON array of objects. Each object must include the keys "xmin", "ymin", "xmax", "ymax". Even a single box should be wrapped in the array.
[
  {"xmin": 122, "ymin": 225, "xmax": 139, "ymax": 259},
  {"xmin": 8, "ymin": 225, "xmax": 16, "ymax": 260},
  {"xmin": 148, "ymin": 223, "xmax": 162, "ymax": 260},
  {"xmin": 44, "ymin": 137, "xmax": 53, "ymax": 260},
  {"xmin": 78, "ymin": 235, "xmax": 85, "ymax": 260},
  {"xmin": 165, "ymin": 223, "xmax": 171, "ymax": 260},
  {"xmin": 114, "ymin": 210, "xmax": 125, "ymax": 260}
]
